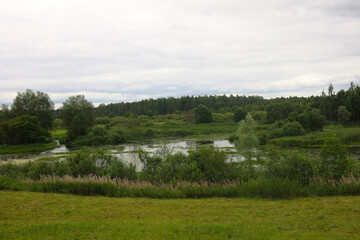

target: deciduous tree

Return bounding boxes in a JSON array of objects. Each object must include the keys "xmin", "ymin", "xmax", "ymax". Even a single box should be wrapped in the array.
[{"xmin": 60, "ymin": 95, "xmax": 94, "ymax": 140}]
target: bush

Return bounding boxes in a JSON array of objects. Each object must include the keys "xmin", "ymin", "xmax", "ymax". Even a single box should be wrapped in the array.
[
  {"xmin": 282, "ymin": 121, "xmax": 305, "ymax": 136},
  {"xmin": 108, "ymin": 160, "xmax": 137, "ymax": 180},
  {"xmin": 28, "ymin": 161, "xmax": 53, "ymax": 180},
  {"xmin": 319, "ymin": 137, "xmax": 348, "ymax": 179},
  {"xmin": 194, "ymin": 105, "xmax": 213, "ymax": 124},
  {"xmin": 0, "ymin": 115, "xmax": 48, "ymax": 145},
  {"xmin": 233, "ymin": 107, "xmax": 247, "ymax": 122},
  {"xmin": 67, "ymin": 148, "xmax": 99, "ymax": 176},
  {"xmin": 265, "ymin": 151, "xmax": 314, "ymax": 185},
  {"xmin": 299, "ymin": 109, "xmax": 325, "ymax": 132}
]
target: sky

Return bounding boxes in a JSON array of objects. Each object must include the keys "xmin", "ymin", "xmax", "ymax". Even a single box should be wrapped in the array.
[{"xmin": 1, "ymin": 0, "xmax": 360, "ymax": 108}]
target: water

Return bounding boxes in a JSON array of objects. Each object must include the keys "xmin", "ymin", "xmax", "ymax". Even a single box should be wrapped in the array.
[
  {"xmin": 111, "ymin": 139, "xmax": 241, "ymax": 170},
  {"xmin": 0, "ymin": 138, "xmax": 242, "ymax": 170}
]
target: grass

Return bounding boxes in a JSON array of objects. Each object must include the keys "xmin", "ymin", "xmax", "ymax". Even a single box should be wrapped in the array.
[
  {"xmin": 268, "ymin": 125, "xmax": 360, "ymax": 147},
  {"xmin": 1, "ymin": 190, "xmax": 360, "ymax": 239},
  {"xmin": 2, "ymin": 175, "xmax": 360, "ymax": 199},
  {"xmin": 0, "ymin": 143, "xmax": 57, "ymax": 155}
]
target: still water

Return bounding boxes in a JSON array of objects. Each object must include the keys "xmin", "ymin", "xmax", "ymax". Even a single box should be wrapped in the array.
[
  {"xmin": 107, "ymin": 139, "xmax": 242, "ymax": 171},
  {"xmin": 1, "ymin": 139, "xmax": 244, "ymax": 170}
]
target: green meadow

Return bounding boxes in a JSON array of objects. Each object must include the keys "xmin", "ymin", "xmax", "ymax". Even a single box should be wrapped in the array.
[{"xmin": 1, "ymin": 191, "xmax": 360, "ymax": 240}]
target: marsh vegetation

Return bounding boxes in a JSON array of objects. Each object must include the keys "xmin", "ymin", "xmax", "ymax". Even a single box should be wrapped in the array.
[{"xmin": 1, "ymin": 83, "xmax": 360, "ymax": 199}]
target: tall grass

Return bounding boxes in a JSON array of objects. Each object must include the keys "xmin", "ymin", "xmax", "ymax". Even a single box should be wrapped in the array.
[
  {"xmin": 2, "ymin": 174, "xmax": 359, "ymax": 199},
  {"xmin": 310, "ymin": 174, "xmax": 360, "ymax": 196},
  {"xmin": 0, "ymin": 174, "xmax": 306, "ymax": 199}
]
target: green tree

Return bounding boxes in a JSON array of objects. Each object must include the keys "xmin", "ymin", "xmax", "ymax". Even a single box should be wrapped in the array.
[
  {"xmin": 3, "ymin": 115, "xmax": 47, "ymax": 144},
  {"xmin": 345, "ymin": 83, "xmax": 360, "ymax": 121},
  {"xmin": 337, "ymin": 105, "xmax": 351, "ymax": 125},
  {"xmin": 11, "ymin": 89, "xmax": 54, "ymax": 131},
  {"xmin": 0, "ymin": 104, "xmax": 11, "ymax": 122},
  {"xmin": 235, "ymin": 114, "xmax": 259, "ymax": 171},
  {"xmin": 60, "ymin": 95, "xmax": 94, "ymax": 140},
  {"xmin": 266, "ymin": 102, "xmax": 294, "ymax": 123},
  {"xmin": 298, "ymin": 108, "xmax": 325, "ymax": 132},
  {"xmin": 233, "ymin": 107, "xmax": 247, "ymax": 122},
  {"xmin": 194, "ymin": 104, "xmax": 213, "ymax": 124}
]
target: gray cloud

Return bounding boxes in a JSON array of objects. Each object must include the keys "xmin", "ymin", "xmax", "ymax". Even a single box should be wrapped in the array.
[{"xmin": 0, "ymin": 0, "xmax": 359, "ymax": 106}]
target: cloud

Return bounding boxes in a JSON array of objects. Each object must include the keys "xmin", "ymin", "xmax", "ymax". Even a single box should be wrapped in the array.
[{"xmin": 0, "ymin": 0, "xmax": 359, "ymax": 106}]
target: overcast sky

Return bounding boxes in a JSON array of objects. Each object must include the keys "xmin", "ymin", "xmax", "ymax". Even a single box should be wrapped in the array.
[{"xmin": 1, "ymin": 0, "xmax": 360, "ymax": 107}]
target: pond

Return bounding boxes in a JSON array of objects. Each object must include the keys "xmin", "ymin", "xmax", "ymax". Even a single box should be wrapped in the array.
[
  {"xmin": 0, "ymin": 138, "xmax": 244, "ymax": 170},
  {"xmin": 3, "ymin": 139, "xmax": 359, "ymax": 171},
  {"xmin": 108, "ymin": 139, "xmax": 243, "ymax": 171}
]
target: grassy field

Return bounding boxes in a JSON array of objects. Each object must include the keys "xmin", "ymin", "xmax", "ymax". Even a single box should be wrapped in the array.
[
  {"xmin": 1, "ymin": 191, "xmax": 360, "ymax": 239},
  {"xmin": 0, "ymin": 143, "xmax": 57, "ymax": 155}
]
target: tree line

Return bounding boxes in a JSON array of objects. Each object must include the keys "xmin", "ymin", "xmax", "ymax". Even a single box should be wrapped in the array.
[
  {"xmin": 93, "ymin": 83, "xmax": 360, "ymax": 124},
  {"xmin": 0, "ymin": 82, "xmax": 359, "ymax": 145}
]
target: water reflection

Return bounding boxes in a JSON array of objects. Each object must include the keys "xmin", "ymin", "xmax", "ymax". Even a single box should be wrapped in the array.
[
  {"xmin": 114, "ymin": 139, "xmax": 241, "ymax": 171},
  {"xmin": 1, "ymin": 138, "xmax": 242, "ymax": 169}
]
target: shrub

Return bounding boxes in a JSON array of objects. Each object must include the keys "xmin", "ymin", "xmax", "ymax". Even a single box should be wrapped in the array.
[
  {"xmin": 233, "ymin": 107, "xmax": 247, "ymax": 122},
  {"xmin": 108, "ymin": 160, "xmax": 137, "ymax": 180},
  {"xmin": 299, "ymin": 108, "xmax": 325, "ymax": 132},
  {"xmin": 282, "ymin": 121, "xmax": 305, "ymax": 136},
  {"xmin": 265, "ymin": 151, "xmax": 314, "ymax": 185},
  {"xmin": 319, "ymin": 137, "xmax": 348, "ymax": 179},
  {"xmin": 28, "ymin": 161, "xmax": 53, "ymax": 180},
  {"xmin": 194, "ymin": 105, "xmax": 213, "ymax": 124},
  {"xmin": 67, "ymin": 148, "xmax": 99, "ymax": 176}
]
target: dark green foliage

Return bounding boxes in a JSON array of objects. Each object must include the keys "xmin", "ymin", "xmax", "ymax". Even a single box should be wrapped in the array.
[
  {"xmin": 139, "ymin": 151, "xmax": 163, "ymax": 182},
  {"xmin": 345, "ymin": 83, "xmax": 360, "ymax": 121},
  {"xmin": 65, "ymin": 127, "xmax": 126, "ymax": 149},
  {"xmin": 139, "ymin": 146, "xmax": 232, "ymax": 183},
  {"xmin": 233, "ymin": 107, "xmax": 247, "ymax": 122},
  {"xmin": 143, "ymin": 129, "xmax": 155, "ymax": 138},
  {"xmin": 228, "ymin": 134, "xmax": 238, "ymax": 143},
  {"xmin": 319, "ymin": 137, "xmax": 348, "ymax": 179},
  {"xmin": 0, "ymin": 148, "xmax": 137, "ymax": 180},
  {"xmin": 299, "ymin": 108, "xmax": 325, "ymax": 131},
  {"xmin": 88, "ymin": 82, "xmax": 360, "ymax": 126},
  {"xmin": 266, "ymin": 102, "xmax": 294, "ymax": 123},
  {"xmin": 64, "ymin": 149, "xmax": 99, "ymax": 176},
  {"xmin": 108, "ymin": 160, "xmax": 137, "ymax": 180},
  {"xmin": 0, "ymin": 115, "xmax": 47, "ymax": 144},
  {"xmin": 282, "ymin": 121, "xmax": 305, "ymax": 136},
  {"xmin": 28, "ymin": 161, "xmax": 54, "ymax": 180},
  {"xmin": 266, "ymin": 151, "xmax": 314, "ymax": 185},
  {"xmin": 337, "ymin": 105, "xmax": 351, "ymax": 125},
  {"xmin": 267, "ymin": 128, "xmax": 285, "ymax": 139},
  {"xmin": 0, "ymin": 104, "xmax": 11, "ymax": 122},
  {"xmin": 147, "ymin": 110, "xmax": 154, "ymax": 117},
  {"xmin": 10, "ymin": 89, "xmax": 54, "ymax": 131},
  {"xmin": 95, "ymin": 94, "xmax": 265, "ymax": 117},
  {"xmin": 60, "ymin": 95, "xmax": 95, "ymax": 140},
  {"xmin": 287, "ymin": 111, "xmax": 299, "ymax": 122},
  {"xmin": 250, "ymin": 111, "xmax": 267, "ymax": 121},
  {"xmin": 0, "ymin": 163, "xmax": 24, "ymax": 178},
  {"xmin": 194, "ymin": 105, "xmax": 213, "ymax": 124},
  {"xmin": 94, "ymin": 117, "xmax": 111, "ymax": 125},
  {"xmin": 188, "ymin": 146, "xmax": 228, "ymax": 182}
]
